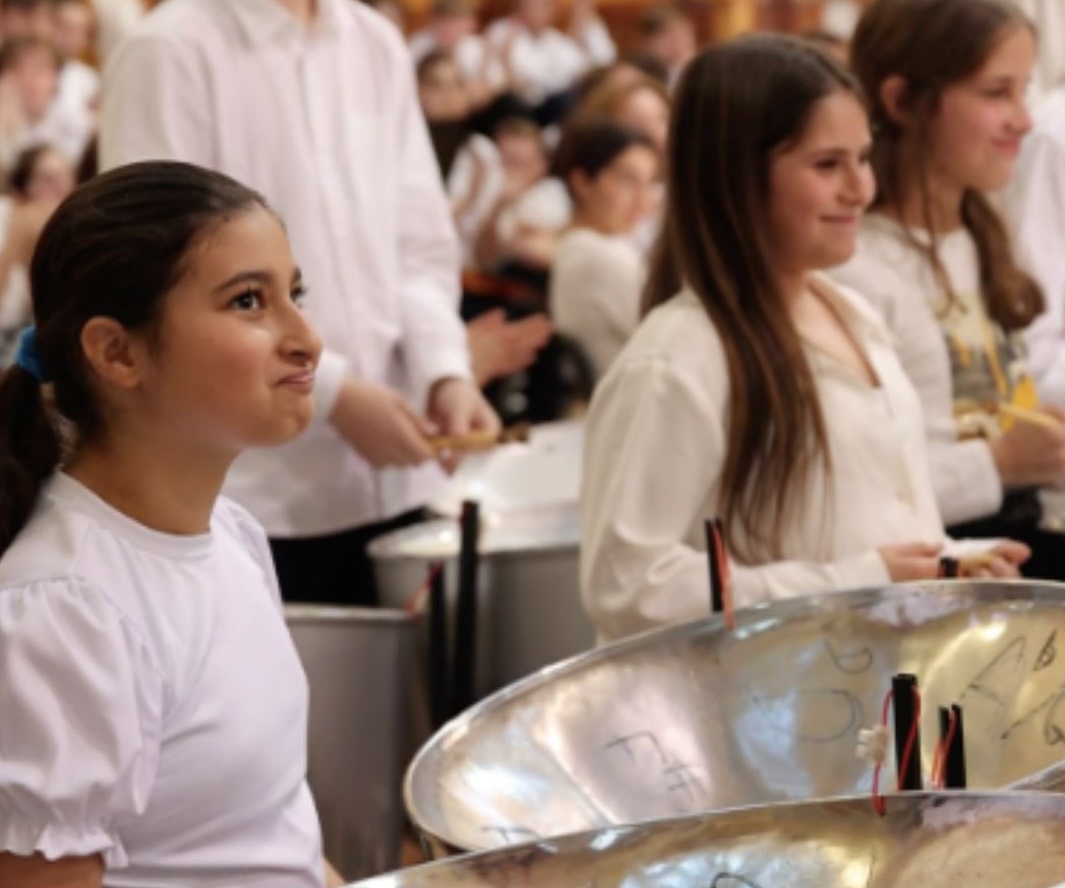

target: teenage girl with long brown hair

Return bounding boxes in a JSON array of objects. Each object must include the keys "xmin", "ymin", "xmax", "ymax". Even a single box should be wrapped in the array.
[
  {"xmin": 580, "ymin": 33, "xmax": 1027, "ymax": 643},
  {"xmin": 831, "ymin": 0, "xmax": 1065, "ymax": 580}
]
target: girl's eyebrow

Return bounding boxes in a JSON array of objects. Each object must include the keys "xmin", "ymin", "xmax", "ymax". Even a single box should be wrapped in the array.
[
  {"xmin": 212, "ymin": 270, "xmax": 273, "ymax": 293},
  {"xmin": 212, "ymin": 267, "xmax": 302, "ymax": 293}
]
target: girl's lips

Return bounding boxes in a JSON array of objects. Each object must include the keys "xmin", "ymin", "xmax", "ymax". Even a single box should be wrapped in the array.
[{"xmin": 278, "ymin": 370, "xmax": 316, "ymax": 389}]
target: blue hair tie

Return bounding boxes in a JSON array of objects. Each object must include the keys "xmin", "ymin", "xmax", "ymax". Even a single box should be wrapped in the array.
[{"xmin": 15, "ymin": 326, "xmax": 46, "ymax": 382}]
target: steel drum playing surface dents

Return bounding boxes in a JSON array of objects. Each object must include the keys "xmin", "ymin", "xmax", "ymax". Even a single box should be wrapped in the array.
[
  {"xmin": 357, "ymin": 792, "xmax": 1065, "ymax": 888},
  {"xmin": 405, "ymin": 581, "xmax": 1065, "ymax": 855}
]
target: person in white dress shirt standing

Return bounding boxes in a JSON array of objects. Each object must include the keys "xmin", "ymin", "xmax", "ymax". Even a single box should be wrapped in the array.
[
  {"xmin": 580, "ymin": 34, "xmax": 1027, "ymax": 643},
  {"xmin": 90, "ymin": 0, "xmax": 143, "ymax": 65},
  {"xmin": 99, "ymin": 0, "xmax": 499, "ymax": 606},
  {"xmin": 0, "ymin": 161, "xmax": 330, "ymax": 888}
]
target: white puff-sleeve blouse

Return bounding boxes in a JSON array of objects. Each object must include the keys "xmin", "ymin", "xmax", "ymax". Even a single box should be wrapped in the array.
[{"xmin": 0, "ymin": 473, "xmax": 323, "ymax": 888}]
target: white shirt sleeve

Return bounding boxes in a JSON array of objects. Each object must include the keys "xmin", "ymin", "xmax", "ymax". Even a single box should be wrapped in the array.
[
  {"xmin": 390, "ymin": 45, "xmax": 472, "ymax": 404},
  {"xmin": 581, "ymin": 353, "xmax": 890, "ymax": 643},
  {"xmin": 0, "ymin": 580, "xmax": 163, "ymax": 865},
  {"xmin": 98, "ymin": 32, "xmax": 213, "ymax": 168},
  {"xmin": 1006, "ymin": 127, "xmax": 1065, "ymax": 409}
]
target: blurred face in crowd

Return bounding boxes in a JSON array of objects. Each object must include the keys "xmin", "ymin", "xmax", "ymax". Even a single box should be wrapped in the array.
[
  {"xmin": 767, "ymin": 89, "xmax": 875, "ymax": 275},
  {"xmin": 497, "ymin": 129, "xmax": 547, "ymax": 193},
  {"xmin": 52, "ymin": 0, "xmax": 94, "ymax": 62},
  {"xmin": 431, "ymin": 10, "xmax": 475, "ymax": 49},
  {"xmin": 4, "ymin": 45, "xmax": 59, "ymax": 121},
  {"xmin": 517, "ymin": 0, "xmax": 554, "ymax": 33},
  {"xmin": 570, "ymin": 143, "xmax": 659, "ymax": 236},
  {"xmin": 923, "ymin": 24, "xmax": 1034, "ymax": 197},
  {"xmin": 0, "ymin": 3, "xmax": 52, "ymax": 40},
  {"xmin": 23, "ymin": 147, "xmax": 74, "ymax": 202},
  {"xmin": 645, "ymin": 17, "xmax": 695, "ymax": 70},
  {"xmin": 614, "ymin": 86, "xmax": 670, "ymax": 156},
  {"xmin": 418, "ymin": 56, "xmax": 469, "ymax": 121}
]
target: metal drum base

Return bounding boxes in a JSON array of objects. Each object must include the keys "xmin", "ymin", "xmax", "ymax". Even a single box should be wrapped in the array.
[{"xmin": 286, "ymin": 606, "xmax": 418, "ymax": 881}]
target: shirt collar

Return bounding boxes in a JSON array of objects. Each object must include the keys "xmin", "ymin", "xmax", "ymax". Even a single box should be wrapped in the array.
[{"xmin": 228, "ymin": 0, "xmax": 343, "ymax": 48}]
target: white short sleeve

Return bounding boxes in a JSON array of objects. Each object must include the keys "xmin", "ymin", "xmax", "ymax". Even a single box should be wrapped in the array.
[{"xmin": 0, "ymin": 579, "xmax": 164, "ymax": 866}]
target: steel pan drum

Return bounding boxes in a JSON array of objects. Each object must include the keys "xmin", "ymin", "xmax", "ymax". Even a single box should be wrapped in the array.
[
  {"xmin": 372, "ymin": 420, "xmax": 590, "ymax": 699},
  {"xmin": 358, "ymin": 792, "xmax": 1065, "ymax": 887},
  {"xmin": 405, "ymin": 581, "xmax": 1065, "ymax": 856}
]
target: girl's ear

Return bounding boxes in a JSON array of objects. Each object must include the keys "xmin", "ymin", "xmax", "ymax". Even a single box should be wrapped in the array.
[
  {"xmin": 879, "ymin": 75, "xmax": 911, "ymax": 127},
  {"xmin": 80, "ymin": 317, "xmax": 148, "ymax": 391},
  {"xmin": 569, "ymin": 168, "xmax": 592, "ymax": 204}
]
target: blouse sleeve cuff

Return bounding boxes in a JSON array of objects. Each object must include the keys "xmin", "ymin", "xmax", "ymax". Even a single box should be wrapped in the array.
[{"xmin": 0, "ymin": 820, "xmax": 126, "ymax": 867}]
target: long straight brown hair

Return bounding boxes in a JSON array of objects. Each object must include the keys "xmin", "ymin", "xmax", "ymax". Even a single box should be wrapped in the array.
[
  {"xmin": 644, "ymin": 34, "xmax": 864, "ymax": 562},
  {"xmin": 851, "ymin": 0, "xmax": 1043, "ymax": 330}
]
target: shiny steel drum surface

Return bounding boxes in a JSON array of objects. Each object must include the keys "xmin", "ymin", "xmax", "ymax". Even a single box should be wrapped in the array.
[
  {"xmin": 356, "ymin": 793, "xmax": 1065, "ymax": 888},
  {"xmin": 286, "ymin": 606, "xmax": 419, "ymax": 880},
  {"xmin": 405, "ymin": 581, "xmax": 1065, "ymax": 856}
]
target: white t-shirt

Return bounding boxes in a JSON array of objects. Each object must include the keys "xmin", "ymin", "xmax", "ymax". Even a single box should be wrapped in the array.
[
  {"xmin": 550, "ymin": 227, "xmax": 644, "ymax": 380},
  {"xmin": 0, "ymin": 474, "xmax": 324, "ymax": 888},
  {"xmin": 581, "ymin": 274, "xmax": 944, "ymax": 642}
]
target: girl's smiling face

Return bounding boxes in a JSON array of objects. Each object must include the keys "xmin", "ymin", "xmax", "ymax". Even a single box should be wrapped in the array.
[
  {"xmin": 925, "ymin": 24, "xmax": 1035, "ymax": 196},
  {"xmin": 767, "ymin": 89, "xmax": 876, "ymax": 277},
  {"xmin": 132, "ymin": 207, "xmax": 322, "ymax": 456}
]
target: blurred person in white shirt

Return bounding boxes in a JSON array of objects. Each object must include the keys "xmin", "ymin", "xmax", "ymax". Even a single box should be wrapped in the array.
[
  {"xmin": 100, "ymin": 0, "xmax": 499, "ymax": 606},
  {"xmin": 0, "ymin": 142, "xmax": 73, "ymax": 364},
  {"xmin": 477, "ymin": 116, "xmax": 560, "ymax": 279},
  {"xmin": 410, "ymin": 0, "xmax": 503, "ymax": 106},
  {"xmin": 416, "ymin": 49, "xmax": 553, "ymax": 384},
  {"xmin": 549, "ymin": 117, "xmax": 658, "ymax": 379},
  {"xmin": 51, "ymin": 0, "xmax": 99, "ymax": 110},
  {"xmin": 638, "ymin": 3, "xmax": 694, "ymax": 89},
  {"xmin": 0, "ymin": 0, "xmax": 52, "ymax": 39},
  {"xmin": 0, "ymin": 36, "xmax": 92, "ymax": 170},
  {"xmin": 484, "ymin": 0, "xmax": 614, "ymax": 124},
  {"xmin": 417, "ymin": 48, "xmax": 504, "ymax": 267}
]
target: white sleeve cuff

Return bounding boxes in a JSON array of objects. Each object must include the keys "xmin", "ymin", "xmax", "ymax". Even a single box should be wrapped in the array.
[
  {"xmin": 934, "ymin": 439, "xmax": 1004, "ymax": 527},
  {"xmin": 407, "ymin": 343, "xmax": 473, "ymax": 408},
  {"xmin": 312, "ymin": 349, "xmax": 349, "ymax": 422}
]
